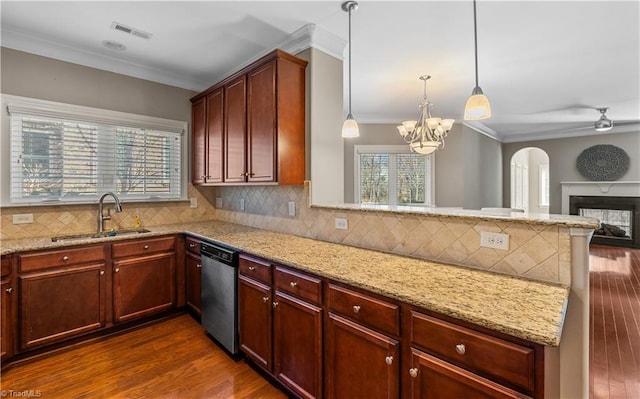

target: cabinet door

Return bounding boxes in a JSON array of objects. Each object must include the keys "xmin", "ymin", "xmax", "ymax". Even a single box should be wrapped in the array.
[
  {"xmin": 113, "ymin": 253, "xmax": 176, "ymax": 323},
  {"xmin": 247, "ymin": 60, "xmax": 276, "ymax": 182},
  {"xmin": 19, "ymin": 264, "xmax": 106, "ymax": 350},
  {"xmin": 185, "ymin": 252, "xmax": 202, "ymax": 317},
  {"xmin": 1, "ymin": 278, "xmax": 14, "ymax": 360},
  {"xmin": 238, "ymin": 275, "xmax": 272, "ymax": 371},
  {"xmin": 273, "ymin": 291, "xmax": 322, "ymax": 399},
  {"xmin": 206, "ymin": 88, "xmax": 224, "ymax": 183},
  {"xmin": 326, "ymin": 313, "xmax": 400, "ymax": 399},
  {"xmin": 224, "ymin": 75, "xmax": 247, "ymax": 183},
  {"xmin": 408, "ymin": 349, "xmax": 530, "ymax": 399},
  {"xmin": 191, "ymin": 97, "xmax": 206, "ymax": 185}
]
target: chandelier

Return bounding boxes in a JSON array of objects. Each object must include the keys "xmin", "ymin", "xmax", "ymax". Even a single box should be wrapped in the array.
[{"xmin": 396, "ymin": 75, "xmax": 455, "ymax": 154}]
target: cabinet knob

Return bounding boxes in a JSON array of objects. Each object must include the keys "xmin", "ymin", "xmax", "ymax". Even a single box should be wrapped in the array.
[
  {"xmin": 248, "ymin": 266, "xmax": 256, "ymax": 271},
  {"xmin": 62, "ymin": 256, "xmax": 69, "ymax": 261},
  {"xmin": 455, "ymin": 344, "xmax": 466, "ymax": 355},
  {"xmin": 196, "ymin": 264, "xmax": 202, "ymax": 268},
  {"xmin": 353, "ymin": 305, "xmax": 361, "ymax": 313},
  {"xmin": 385, "ymin": 355, "xmax": 393, "ymax": 365},
  {"xmin": 272, "ymin": 301, "xmax": 279, "ymax": 308},
  {"xmin": 5, "ymin": 287, "xmax": 13, "ymax": 294},
  {"xmin": 100, "ymin": 270, "xmax": 105, "ymax": 276},
  {"xmin": 262, "ymin": 296, "xmax": 269, "ymax": 303},
  {"xmin": 189, "ymin": 243, "xmax": 196, "ymax": 248},
  {"xmin": 409, "ymin": 368, "xmax": 418, "ymax": 378},
  {"xmin": 143, "ymin": 245, "xmax": 149, "ymax": 249},
  {"xmin": 289, "ymin": 281, "xmax": 298, "ymax": 288},
  {"xmin": 115, "ymin": 268, "xmax": 120, "ymax": 273}
]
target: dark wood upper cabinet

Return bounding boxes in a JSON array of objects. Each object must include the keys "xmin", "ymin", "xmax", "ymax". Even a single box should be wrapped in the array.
[
  {"xmin": 224, "ymin": 75, "xmax": 248, "ymax": 183},
  {"xmin": 190, "ymin": 49, "xmax": 307, "ymax": 186},
  {"xmin": 191, "ymin": 97, "xmax": 206, "ymax": 185}
]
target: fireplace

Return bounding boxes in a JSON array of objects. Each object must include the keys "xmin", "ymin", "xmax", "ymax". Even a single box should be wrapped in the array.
[{"xmin": 570, "ymin": 195, "xmax": 640, "ymax": 248}]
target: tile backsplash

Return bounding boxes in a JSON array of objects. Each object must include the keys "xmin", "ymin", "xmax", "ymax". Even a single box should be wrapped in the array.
[
  {"xmin": 214, "ymin": 182, "xmax": 571, "ymax": 285},
  {"xmin": 0, "ymin": 184, "xmax": 217, "ymax": 239}
]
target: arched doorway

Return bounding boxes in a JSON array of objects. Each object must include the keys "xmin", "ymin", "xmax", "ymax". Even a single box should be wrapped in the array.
[{"xmin": 510, "ymin": 147, "xmax": 550, "ymax": 214}]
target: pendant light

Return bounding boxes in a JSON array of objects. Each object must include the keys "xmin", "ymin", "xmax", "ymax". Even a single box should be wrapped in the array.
[
  {"xmin": 341, "ymin": 1, "xmax": 359, "ymax": 138},
  {"xmin": 464, "ymin": 0, "xmax": 491, "ymax": 120}
]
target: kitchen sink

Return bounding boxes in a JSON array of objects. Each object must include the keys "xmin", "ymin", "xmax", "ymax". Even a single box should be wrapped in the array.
[{"xmin": 51, "ymin": 228, "xmax": 151, "ymax": 243}]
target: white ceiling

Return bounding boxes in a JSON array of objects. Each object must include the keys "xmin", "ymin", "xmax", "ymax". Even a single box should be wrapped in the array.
[{"xmin": 2, "ymin": 1, "xmax": 639, "ymax": 142}]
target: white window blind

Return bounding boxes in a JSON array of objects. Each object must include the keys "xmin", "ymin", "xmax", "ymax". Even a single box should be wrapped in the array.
[
  {"xmin": 5, "ymin": 95, "xmax": 186, "ymax": 205},
  {"xmin": 355, "ymin": 145, "xmax": 434, "ymax": 206}
]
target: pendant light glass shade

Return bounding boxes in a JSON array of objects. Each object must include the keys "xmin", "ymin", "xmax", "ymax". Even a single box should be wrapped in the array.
[
  {"xmin": 342, "ymin": 114, "xmax": 360, "ymax": 138},
  {"xmin": 464, "ymin": 0, "xmax": 491, "ymax": 121},
  {"xmin": 341, "ymin": 1, "xmax": 359, "ymax": 138},
  {"xmin": 464, "ymin": 88, "xmax": 491, "ymax": 120}
]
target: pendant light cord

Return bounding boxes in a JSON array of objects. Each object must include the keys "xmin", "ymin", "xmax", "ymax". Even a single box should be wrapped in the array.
[
  {"xmin": 473, "ymin": 0, "xmax": 479, "ymax": 88},
  {"xmin": 348, "ymin": 5, "xmax": 353, "ymax": 116}
]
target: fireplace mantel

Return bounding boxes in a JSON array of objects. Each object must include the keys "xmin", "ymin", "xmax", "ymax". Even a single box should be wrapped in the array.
[{"xmin": 561, "ymin": 181, "xmax": 640, "ymax": 214}]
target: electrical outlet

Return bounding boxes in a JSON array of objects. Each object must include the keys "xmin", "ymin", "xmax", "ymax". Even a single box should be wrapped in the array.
[
  {"xmin": 240, "ymin": 198, "xmax": 245, "ymax": 211},
  {"xmin": 215, "ymin": 197, "xmax": 223, "ymax": 208},
  {"xmin": 335, "ymin": 217, "xmax": 348, "ymax": 230},
  {"xmin": 12, "ymin": 214, "xmax": 33, "ymax": 224},
  {"xmin": 480, "ymin": 231, "xmax": 510, "ymax": 250},
  {"xmin": 189, "ymin": 197, "xmax": 197, "ymax": 208},
  {"xmin": 288, "ymin": 201, "xmax": 296, "ymax": 217}
]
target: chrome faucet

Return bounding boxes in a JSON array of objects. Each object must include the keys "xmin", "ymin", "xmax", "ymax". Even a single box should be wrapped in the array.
[{"xmin": 98, "ymin": 192, "xmax": 123, "ymax": 233}]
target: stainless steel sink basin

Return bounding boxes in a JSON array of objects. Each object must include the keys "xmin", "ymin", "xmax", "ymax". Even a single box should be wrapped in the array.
[{"xmin": 51, "ymin": 228, "xmax": 151, "ymax": 243}]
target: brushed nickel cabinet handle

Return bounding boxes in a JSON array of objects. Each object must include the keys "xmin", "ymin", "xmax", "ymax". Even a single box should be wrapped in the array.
[
  {"xmin": 189, "ymin": 243, "xmax": 196, "ymax": 248},
  {"xmin": 248, "ymin": 266, "xmax": 256, "ymax": 271},
  {"xmin": 455, "ymin": 344, "xmax": 466, "ymax": 355},
  {"xmin": 115, "ymin": 268, "xmax": 120, "ymax": 273},
  {"xmin": 262, "ymin": 296, "xmax": 269, "ymax": 303},
  {"xmin": 196, "ymin": 264, "xmax": 202, "ymax": 268},
  {"xmin": 100, "ymin": 270, "xmax": 105, "ymax": 276},
  {"xmin": 62, "ymin": 256, "xmax": 69, "ymax": 261},
  {"xmin": 5, "ymin": 288, "xmax": 13, "ymax": 294},
  {"xmin": 143, "ymin": 245, "xmax": 149, "ymax": 249},
  {"xmin": 353, "ymin": 305, "xmax": 361, "ymax": 313},
  {"xmin": 272, "ymin": 301, "xmax": 279, "ymax": 308},
  {"xmin": 385, "ymin": 355, "xmax": 393, "ymax": 365},
  {"xmin": 290, "ymin": 281, "xmax": 298, "ymax": 288},
  {"xmin": 409, "ymin": 368, "xmax": 418, "ymax": 378}
]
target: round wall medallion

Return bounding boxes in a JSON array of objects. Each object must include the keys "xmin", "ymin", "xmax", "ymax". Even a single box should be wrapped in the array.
[{"xmin": 576, "ymin": 144, "xmax": 630, "ymax": 181}]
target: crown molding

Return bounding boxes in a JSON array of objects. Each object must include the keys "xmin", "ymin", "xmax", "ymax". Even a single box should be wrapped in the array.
[
  {"xmin": 462, "ymin": 121, "xmax": 502, "ymax": 142},
  {"xmin": 277, "ymin": 23, "xmax": 346, "ymax": 60}
]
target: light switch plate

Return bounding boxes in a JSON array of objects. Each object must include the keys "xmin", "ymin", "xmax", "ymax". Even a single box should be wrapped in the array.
[
  {"xmin": 189, "ymin": 197, "xmax": 197, "ymax": 208},
  {"xmin": 12, "ymin": 214, "xmax": 34, "ymax": 224},
  {"xmin": 240, "ymin": 198, "xmax": 245, "ymax": 211},
  {"xmin": 288, "ymin": 201, "xmax": 296, "ymax": 217},
  {"xmin": 335, "ymin": 217, "xmax": 348, "ymax": 230}
]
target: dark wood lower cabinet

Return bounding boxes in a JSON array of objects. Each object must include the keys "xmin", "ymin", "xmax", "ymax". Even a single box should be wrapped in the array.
[
  {"xmin": 19, "ymin": 263, "xmax": 106, "ymax": 350},
  {"xmin": 1, "ymin": 277, "xmax": 14, "ymax": 360},
  {"xmin": 273, "ymin": 291, "xmax": 322, "ymax": 399},
  {"xmin": 238, "ymin": 274, "xmax": 272, "ymax": 371},
  {"xmin": 326, "ymin": 312, "xmax": 400, "ymax": 399},
  {"xmin": 408, "ymin": 349, "xmax": 530, "ymax": 399},
  {"xmin": 113, "ymin": 253, "xmax": 175, "ymax": 323},
  {"xmin": 185, "ymin": 251, "xmax": 202, "ymax": 316}
]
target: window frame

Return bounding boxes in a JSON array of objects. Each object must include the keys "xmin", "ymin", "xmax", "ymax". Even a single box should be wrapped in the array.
[
  {"xmin": 1, "ymin": 94, "xmax": 188, "ymax": 207},
  {"xmin": 539, "ymin": 163, "xmax": 550, "ymax": 207},
  {"xmin": 354, "ymin": 145, "xmax": 435, "ymax": 206}
]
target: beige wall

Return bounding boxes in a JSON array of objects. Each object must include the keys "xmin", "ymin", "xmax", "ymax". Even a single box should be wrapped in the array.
[
  {"xmin": 502, "ymin": 131, "xmax": 640, "ymax": 214},
  {"xmin": 462, "ymin": 126, "xmax": 503, "ymax": 210},
  {"xmin": 0, "ymin": 47, "xmax": 218, "ymax": 238}
]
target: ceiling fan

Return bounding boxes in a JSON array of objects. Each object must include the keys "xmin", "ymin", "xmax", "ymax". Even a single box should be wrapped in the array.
[{"xmin": 549, "ymin": 106, "xmax": 640, "ymax": 134}]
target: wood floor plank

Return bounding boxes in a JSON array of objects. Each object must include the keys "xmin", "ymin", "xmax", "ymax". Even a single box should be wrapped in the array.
[{"xmin": 0, "ymin": 314, "xmax": 286, "ymax": 399}]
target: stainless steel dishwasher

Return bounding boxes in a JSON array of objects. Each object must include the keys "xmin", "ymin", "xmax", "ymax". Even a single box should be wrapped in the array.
[{"xmin": 200, "ymin": 242, "xmax": 239, "ymax": 356}]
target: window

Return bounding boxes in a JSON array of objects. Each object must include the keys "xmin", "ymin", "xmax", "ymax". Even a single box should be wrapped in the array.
[
  {"xmin": 355, "ymin": 145, "xmax": 434, "ymax": 206},
  {"xmin": 539, "ymin": 164, "xmax": 550, "ymax": 207},
  {"xmin": 3, "ymin": 95, "xmax": 187, "ymax": 205}
]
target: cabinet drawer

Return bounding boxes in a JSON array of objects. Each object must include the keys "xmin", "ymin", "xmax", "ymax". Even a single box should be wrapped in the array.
[
  {"xmin": 409, "ymin": 311, "xmax": 535, "ymax": 392},
  {"xmin": 111, "ymin": 236, "xmax": 175, "ymax": 259},
  {"xmin": 239, "ymin": 254, "xmax": 272, "ymax": 284},
  {"xmin": 185, "ymin": 236, "xmax": 201, "ymax": 254},
  {"xmin": 274, "ymin": 266, "xmax": 321, "ymax": 305},
  {"xmin": 19, "ymin": 245, "xmax": 105, "ymax": 272},
  {"xmin": 328, "ymin": 284, "xmax": 399, "ymax": 336}
]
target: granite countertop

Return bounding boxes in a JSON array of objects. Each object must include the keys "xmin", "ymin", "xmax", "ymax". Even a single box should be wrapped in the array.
[{"xmin": 1, "ymin": 220, "xmax": 569, "ymax": 347}]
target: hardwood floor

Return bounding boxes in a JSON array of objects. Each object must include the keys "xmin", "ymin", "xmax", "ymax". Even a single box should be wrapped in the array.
[
  {"xmin": 0, "ymin": 314, "xmax": 286, "ymax": 399},
  {"xmin": 590, "ymin": 245, "xmax": 640, "ymax": 399}
]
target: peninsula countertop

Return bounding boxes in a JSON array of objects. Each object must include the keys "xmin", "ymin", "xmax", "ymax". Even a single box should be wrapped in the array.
[{"xmin": 1, "ymin": 220, "xmax": 569, "ymax": 347}]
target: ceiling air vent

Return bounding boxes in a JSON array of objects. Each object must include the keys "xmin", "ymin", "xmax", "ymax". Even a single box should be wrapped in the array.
[{"xmin": 110, "ymin": 22, "xmax": 152, "ymax": 40}]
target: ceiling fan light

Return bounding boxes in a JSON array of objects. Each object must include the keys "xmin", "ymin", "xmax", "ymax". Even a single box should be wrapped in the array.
[
  {"xmin": 464, "ymin": 93, "xmax": 492, "ymax": 120},
  {"xmin": 594, "ymin": 119, "xmax": 613, "ymax": 132},
  {"xmin": 342, "ymin": 116, "xmax": 360, "ymax": 138}
]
